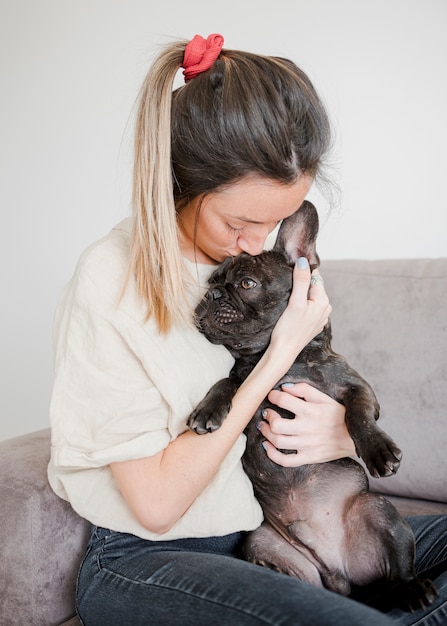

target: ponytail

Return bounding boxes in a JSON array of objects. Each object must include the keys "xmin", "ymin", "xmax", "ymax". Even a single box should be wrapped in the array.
[{"xmin": 127, "ymin": 41, "xmax": 190, "ymax": 332}]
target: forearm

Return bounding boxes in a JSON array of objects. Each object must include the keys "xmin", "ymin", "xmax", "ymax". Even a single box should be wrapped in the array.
[{"xmin": 111, "ymin": 346, "xmax": 296, "ymax": 534}]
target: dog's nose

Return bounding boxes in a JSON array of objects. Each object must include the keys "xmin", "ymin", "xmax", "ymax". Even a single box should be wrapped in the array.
[{"xmin": 211, "ymin": 288, "xmax": 222, "ymax": 300}]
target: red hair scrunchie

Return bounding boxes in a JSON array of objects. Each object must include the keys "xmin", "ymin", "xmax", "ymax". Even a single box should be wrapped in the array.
[{"xmin": 182, "ymin": 33, "xmax": 224, "ymax": 82}]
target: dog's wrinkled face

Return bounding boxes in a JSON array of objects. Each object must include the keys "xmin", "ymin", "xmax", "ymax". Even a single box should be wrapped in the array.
[
  {"xmin": 195, "ymin": 251, "xmax": 292, "ymax": 357},
  {"xmin": 195, "ymin": 200, "xmax": 320, "ymax": 358}
]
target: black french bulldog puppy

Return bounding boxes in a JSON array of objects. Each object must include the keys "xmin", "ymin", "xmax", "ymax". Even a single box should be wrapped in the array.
[{"xmin": 187, "ymin": 201, "xmax": 436, "ymax": 612}]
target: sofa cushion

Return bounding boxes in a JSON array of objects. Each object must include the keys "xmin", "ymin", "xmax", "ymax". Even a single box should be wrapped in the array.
[
  {"xmin": 323, "ymin": 258, "xmax": 447, "ymax": 504},
  {"xmin": 0, "ymin": 429, "xmax": 90, "ymax": 626}
]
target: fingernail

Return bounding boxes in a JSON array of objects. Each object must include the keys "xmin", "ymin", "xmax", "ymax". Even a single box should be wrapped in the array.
[
  {"xmin": 262, "ymin": 441, "xmax": 268, "ymax": 452},
  {"xmin": 282, "ymin": 382, "xmax": 294, "ymax": 388},
  {"xmin": 261, "ymin": 409, "xmax": 268, "ymax": 419},
  {"xmin": 256, "ymin": 421, "xmax": 262, "ymax": 430},
  {"xmin": 297, "ymin": 257, "xmax": 309, "ymax": 269}
]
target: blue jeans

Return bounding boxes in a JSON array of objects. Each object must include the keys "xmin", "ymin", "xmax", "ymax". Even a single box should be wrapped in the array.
[{"xmin": 76, "ymin": 515, "xmax": 447, "ymax": 625}]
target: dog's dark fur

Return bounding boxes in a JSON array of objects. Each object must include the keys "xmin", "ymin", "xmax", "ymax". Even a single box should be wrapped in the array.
[{"xmin": 187, "ymin": 201, "xmax": 436, "ymax": 611}]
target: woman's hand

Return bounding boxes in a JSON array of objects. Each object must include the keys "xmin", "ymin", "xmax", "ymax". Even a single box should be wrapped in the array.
[
  {"xmin": 260, "ymin": 258, "xmax": 352, "ymax": 466},
  {"xmin": 268, "ymin": 258, "xmax": 331, "ymax": 370},
  {"xmin": 259, "ymin": 383, "xmax": 356, "ymax": 467}
]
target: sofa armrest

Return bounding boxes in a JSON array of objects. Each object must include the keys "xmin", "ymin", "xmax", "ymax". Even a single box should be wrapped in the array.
[{"xmin": 0, "ymin": 429, "xmax": 91, "ymax": 626}]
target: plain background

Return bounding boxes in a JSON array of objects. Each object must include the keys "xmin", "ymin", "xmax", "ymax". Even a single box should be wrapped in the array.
[{"xmin": 1, "ymin": 0, "xmax": 446, "ymax": 441}]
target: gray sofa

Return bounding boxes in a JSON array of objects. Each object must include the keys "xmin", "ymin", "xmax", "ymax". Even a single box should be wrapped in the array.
[{"xmin": 1, "ymin": 257, "xmax": 446, "ymax": 625}]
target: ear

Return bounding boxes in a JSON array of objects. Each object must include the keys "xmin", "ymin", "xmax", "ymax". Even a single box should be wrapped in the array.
[{"xmin": 273, "ymin": 200, "xmax": 320, "ymax": 270}]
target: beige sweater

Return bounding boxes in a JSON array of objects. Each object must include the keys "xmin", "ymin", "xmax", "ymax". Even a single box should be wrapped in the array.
[{"xmin": 48, "ymin": 218, "xmax": 263, "ymax": 540}]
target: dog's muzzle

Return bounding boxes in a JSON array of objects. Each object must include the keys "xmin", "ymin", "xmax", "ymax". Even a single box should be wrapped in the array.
[{"xmin": 213, "ymin": 301, "xmax": 244, "ymax": 325}]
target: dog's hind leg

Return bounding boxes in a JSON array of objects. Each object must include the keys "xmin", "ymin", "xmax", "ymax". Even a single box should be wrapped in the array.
[
  {"xmin": 343, "ymin": 492, "xmax": 437, "ymax": 611},
  {"xmin": 242, "ymin": 522, "xmax": 351, "ymax": 595}
]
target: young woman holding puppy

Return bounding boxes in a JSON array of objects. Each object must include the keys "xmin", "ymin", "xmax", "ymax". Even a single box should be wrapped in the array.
[{"xmin": 49, "ymin": 34, "xmax": 447, "ymax": 625}]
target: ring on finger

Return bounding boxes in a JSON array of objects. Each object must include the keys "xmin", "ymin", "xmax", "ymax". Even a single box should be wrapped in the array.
[{"xmin": 310, "ymin": 274, "xmax": 324, "ymax": 286}]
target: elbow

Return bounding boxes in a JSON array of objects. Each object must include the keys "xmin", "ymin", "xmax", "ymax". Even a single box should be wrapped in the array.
[
  {"xmin": 110, "ymin": 458, "xmax": 184, "ymax": 535},
  {"xmin": 139, "ymin": 516, "xmax": 174, "ymax": 536},
  {"xmin": 132, "ymin": 504, "xmax": 178, "ymax": 536}
]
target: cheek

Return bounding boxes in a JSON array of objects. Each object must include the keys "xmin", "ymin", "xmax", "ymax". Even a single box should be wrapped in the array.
[
  {"xmin": 212, "ymin": 224, "xmax": 237, "ymax": 247},
  {"xmin": 199, "ymin": 214, "xmax": 224, "ymax": 242},
  {"xmin": 198, "ymin": 224, "xmax": 236, "ymax": 259}
]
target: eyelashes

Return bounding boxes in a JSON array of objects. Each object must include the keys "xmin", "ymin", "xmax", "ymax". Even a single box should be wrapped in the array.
[{"xmin": 226, "ymin": 223, "xmax": 244, "ymax": 234}]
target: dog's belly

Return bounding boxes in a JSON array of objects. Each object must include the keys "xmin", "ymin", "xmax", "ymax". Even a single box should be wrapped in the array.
[
  {"xmin": 243, "ymin": 418, "xmax": 369, "ymax": 519},
  {"xmin": 283, "ymin": 475, "xmax": 370, "ymax": 581},
  {"xmin": 242, "ymin": 427, "xmax": 377, "ymax": 590},
  {"xmin": 250, "ymin": 455, "xmax": 367, "ymax": 551}
]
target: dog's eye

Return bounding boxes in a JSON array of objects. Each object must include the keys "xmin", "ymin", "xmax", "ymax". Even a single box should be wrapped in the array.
[{"xmin": 241, "ymin": 278, "xmax": 257, "ymax": 289}]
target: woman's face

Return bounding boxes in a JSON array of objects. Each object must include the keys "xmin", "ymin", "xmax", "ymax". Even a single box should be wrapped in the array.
[{"xmin": 177, "ymin": 175, "xmax": 313, "ymax": 264}]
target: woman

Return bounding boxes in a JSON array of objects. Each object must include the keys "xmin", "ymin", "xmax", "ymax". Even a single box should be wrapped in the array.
[{"xmin": 48, "ymin": 34, "xmax": 447, "ymax": 625}]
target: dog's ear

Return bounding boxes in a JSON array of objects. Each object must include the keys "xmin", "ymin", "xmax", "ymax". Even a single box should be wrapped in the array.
[{"xmin": 273, "ymin": 200, "xmax": 320, "ymax": 270}]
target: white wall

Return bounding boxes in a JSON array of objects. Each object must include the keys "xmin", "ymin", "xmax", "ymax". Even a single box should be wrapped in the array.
[{"xmin": 1, "ymin": 0, "xmax": 446, "ymax": 441}]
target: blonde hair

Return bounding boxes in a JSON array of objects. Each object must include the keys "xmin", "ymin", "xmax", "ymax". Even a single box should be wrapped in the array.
[
  {"xmin": 127, "ymin": 40, "xmax": 331, "ymax": 333},
  {"xmin": 127, "ymin": 41, "xmax": 189, "ymax": 333}
]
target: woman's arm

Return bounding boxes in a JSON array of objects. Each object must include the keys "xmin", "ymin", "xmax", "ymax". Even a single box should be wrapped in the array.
[{"xmin": 111, "ymin": 260, "xmax": 331, "ymax": 534}]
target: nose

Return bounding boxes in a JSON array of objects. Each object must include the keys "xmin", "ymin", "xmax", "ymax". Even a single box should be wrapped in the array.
[
  {"xmin": 237, "ymin": 232, "xmax": 268, "ymax": 256},
  {"xmin": 211, "ymin": 287, "xmax": 222, "ymax": 300}
]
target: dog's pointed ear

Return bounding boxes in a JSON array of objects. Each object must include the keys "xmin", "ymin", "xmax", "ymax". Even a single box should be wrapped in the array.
[{"xmin": 273, "ymin": 200, "xmax": 320, "ymax": 270}]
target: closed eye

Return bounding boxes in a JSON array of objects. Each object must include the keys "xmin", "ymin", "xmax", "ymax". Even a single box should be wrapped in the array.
[{"xmin": 226, "ymin": 223, "xmax": 244, "ymax": 234}]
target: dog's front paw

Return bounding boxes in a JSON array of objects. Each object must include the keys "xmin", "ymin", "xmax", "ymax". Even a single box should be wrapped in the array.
[
  {"xmin": 187, "ymin": 399, "xmax": 231, "ymax": 434},
  {"xmin": 187, "ymin": 377, "xmax": 237, "ymax": 434},
  {"xmin": 358, "ymin": 430, "xmax": 402, "ymax": 478}
]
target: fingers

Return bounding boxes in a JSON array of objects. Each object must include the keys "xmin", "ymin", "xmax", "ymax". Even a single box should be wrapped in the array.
[
  {"xmin": 292, "ymin": 258, "xmax": 331, "ymax": 318},
  {"xmin": 307, "ymin": 268, "xmax": 331, "ymax": 316},
  {"xmin": 265, "ymin": 384, "xmax": 343, "ymax": 434},
  {"xmin": 259, "ymin": 421, "xmax": 326, "ymax": 467},
  {"xmin": 269, "ymin": 382, "xmax": 330, "ymax": 406},
  {"xmin": 309, "ymin": 268, "xmax": 325, "ymax": 290},
  {"xmin": 259, "ymin": 407, "xmax": 300, "ymax": 437},
  {"xmin": 289, "ymin": 259, "xmax": 325, "ymax": 297},
  {"xmin": 259, "ymin": 384, "xmax": 355, "ymax": 467},
  {"xmin": 261, "ymin": 439, "xmax": 305, "ymax": 467},
  {"xmin": 258, "ymin": 412, "xmax": 301, "ymax": 464},
  {"xmin": 265, "ymin": 386, "xmax": 321, "ymax": 425},
  {"xmin": 287, "ymin": 257, "xmax": 312, "ymax": 305},
  {"xmin": 292, "ymin": 257, "xmax": 324, "ymax": 292},
  {"xmin": 285, "ymin": 260, "xmax": 331, "ymax": 331},
  {"xmin": 261, "ymin": 438, "xmax": 347, "ymax": 468}
]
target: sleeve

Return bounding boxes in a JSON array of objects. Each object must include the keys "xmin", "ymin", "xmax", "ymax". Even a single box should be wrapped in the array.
[{"xmin": 49, "ymin": 237, "xmax": 171, "ymax": 470}]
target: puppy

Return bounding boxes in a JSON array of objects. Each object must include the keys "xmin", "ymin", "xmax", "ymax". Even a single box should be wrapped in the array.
[{"xmin": 188, "ymin": 201, "xmax": 436, "ymax": 611}]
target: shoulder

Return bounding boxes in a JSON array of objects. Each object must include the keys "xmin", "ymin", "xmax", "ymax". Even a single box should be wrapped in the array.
[
  {"xmin": 57, "ymin": 218, "xmax": 134, "ymax": 318},
  {"xmin": 75, "ymin": 219, "xmax": 133, "ymax": 300},
  {"xmin": 79, "ymin": 218, "xmax": 132, "ymax": 279}
]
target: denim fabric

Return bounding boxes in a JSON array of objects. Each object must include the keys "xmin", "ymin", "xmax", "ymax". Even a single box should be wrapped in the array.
[
  {"xmin": 76, "ymin": 515, "xmax": 447, "ymax": 626},
  {"xmin": 386, "ymin": 516, "xmax": 447, "ymax": 626}
]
